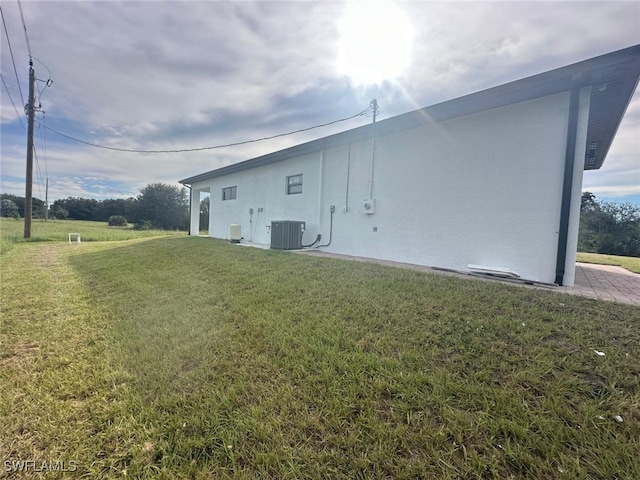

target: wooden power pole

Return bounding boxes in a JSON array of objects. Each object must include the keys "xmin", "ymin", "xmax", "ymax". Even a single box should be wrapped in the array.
[{"xmin": 23, "ymin": 59, "xmax": 35, "ymax": 238}]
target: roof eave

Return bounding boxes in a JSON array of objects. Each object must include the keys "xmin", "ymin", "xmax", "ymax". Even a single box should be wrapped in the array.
[{"xmin": 180, "ymin": 44, "xmax": 640, "ymax": 184}]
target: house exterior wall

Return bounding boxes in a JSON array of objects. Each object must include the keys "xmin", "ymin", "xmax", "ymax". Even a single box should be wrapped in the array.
[
  {"xmin": 562, "ymin": 86, "xmax": 591, "ymax": 287},
  {"xmin": 193, "ymin": 152, "xmax": 323, "ymax": 242},
  {"xmin": 192, "ymin": 91, "xmax": 586, "ymax": 285}
]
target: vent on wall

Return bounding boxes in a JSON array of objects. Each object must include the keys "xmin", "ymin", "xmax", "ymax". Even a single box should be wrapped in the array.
[{"xmin": 270, "ymin": 221, "xmax": 305, "ymax": 250}]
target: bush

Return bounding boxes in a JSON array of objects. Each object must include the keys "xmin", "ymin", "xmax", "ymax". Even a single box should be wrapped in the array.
[
  {"xmin": 133, "ymin": 220, "xmax": 153, "ymax": 230},
  {"xmin": 108, "ymin": 215, "xmax": 128, "ymax": 227},
  {"xmin": 53, "ymin": 208, "xmax": 69, "ymax": 220}
]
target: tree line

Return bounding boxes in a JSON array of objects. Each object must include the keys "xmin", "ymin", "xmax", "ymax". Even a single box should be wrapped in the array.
[
  {"xmin": 578, "ymin": 192, "xmax": 640, "ymax": 257},
  {"xmin": 2, "ymin": 188, "xmax": 637, "ymax": 253},
  {"xmin": 1, "ymin": 183, "xmax": 190, "ymax": 231}
]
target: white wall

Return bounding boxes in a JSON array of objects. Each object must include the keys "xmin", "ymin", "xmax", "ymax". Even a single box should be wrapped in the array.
[
  {"xmin": 194, "ymin": 153, "xmax": 323, "ymax": 245},
  {"xmin": 562, "ymin": 86, "xmax": 592, "ymax": 286},
  {"xmin": 193, "ymin": 91, "xmax": 580, "ymax": 285}
]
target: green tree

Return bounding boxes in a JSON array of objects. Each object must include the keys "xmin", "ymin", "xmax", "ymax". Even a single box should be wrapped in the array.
[
  {"xmin": 0, "ymin": 199, "xmax": 20, "ymax": 218},
  {"xmin": 108, "ymin": 215, "xmax": 128, "ymax": 226},
  {"xmin": 53, "ymin": 207, "xmax": 69, "ymax": 220},
  {"xmin": 0, "ymin": 194, "xmax": 45, "ymax": 218},
  {"xmin": 578, "ymin": 192, "xmax": 640, "ymax": 257},
  {"xmin": 200, "ymin": 196, "xmax": 210, "ymax": 231},
  {"xmin": 99, "ymin": 198, "xmax": 135, "ymax": 222},
  {"xmin": 135, "ymin": 183, "xmax": 188, "ymax": 230},
  {"xmin": 50, "ymin": 197, "xmax": 100, "ymax": 221}
]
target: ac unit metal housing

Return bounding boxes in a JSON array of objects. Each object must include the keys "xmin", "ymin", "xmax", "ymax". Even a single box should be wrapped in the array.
[{"xmin": 270, "ymin": 220, "xmax": 305, "ymax": 250}]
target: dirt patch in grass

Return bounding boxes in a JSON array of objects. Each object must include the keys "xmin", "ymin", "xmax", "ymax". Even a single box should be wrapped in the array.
[
  {"xmin": 541, "ymin": 331, "xmax": 578, "ymax": 351},
  {"xmin": 0, "ymin": 341, "xmax": 41, "ymax": 368}
]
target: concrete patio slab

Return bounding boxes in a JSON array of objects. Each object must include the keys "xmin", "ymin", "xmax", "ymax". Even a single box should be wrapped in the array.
[{"xmin": 560, "ymin": 262, "xmax": 640, "ymax": 306}]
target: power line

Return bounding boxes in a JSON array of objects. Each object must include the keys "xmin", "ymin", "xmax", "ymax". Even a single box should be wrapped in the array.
[
  {"xmin": 0, "ymin": 4, "xmax": 25, "ymax": 107},
  {"xmin": 40, "ymin": 111, "xmax": 48, "ymax": 177},
  {"xmin": 16, "ymin": 0, "xmax": 31, "ymax": 58},
  {"xmin": 0, "ymin": 72, "xmax": 26, "ymax": 131},
  {"xmin": 32, "ymin": 56, "xmax": 52, "ymax": 101},
  {"xmin": 34, "ymin": 145, "xmax": 44, "ymax": 200},
  {"xmin": 36, "ymin": 106, "xmax": 373, "ymax": 154}
]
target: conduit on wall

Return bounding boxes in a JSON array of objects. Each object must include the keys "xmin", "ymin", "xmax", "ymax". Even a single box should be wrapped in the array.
[
  {"xmin": 317, "ymin": 150, "xmax": 324, "ymax": 237},
  {"xmin": 368, "ymin": 120, "xmax": 376, "ymax": 199},
  {"xmin": 344, "ymin": 143, "xmax": 351, "ymax": 212}
]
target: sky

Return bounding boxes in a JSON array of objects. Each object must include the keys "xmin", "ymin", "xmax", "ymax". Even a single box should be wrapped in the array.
[{"xmin": 1, "ymin": 0, "xmax": 639, "ymax": 206}]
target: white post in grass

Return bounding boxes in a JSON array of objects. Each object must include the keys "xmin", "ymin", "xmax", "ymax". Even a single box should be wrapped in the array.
[{"xmin": 68, "ymin": 233, "xmax": 81, "ymax": 245}]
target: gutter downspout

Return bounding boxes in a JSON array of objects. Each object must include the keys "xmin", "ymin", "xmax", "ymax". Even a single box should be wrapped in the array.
[
  {"xmin": 368, "ymin": 99, "xmax": 378, "ymax": 199},
  {"xmin": 344, "ymin": 143, "xmax": 351, "ymax": 212},
  {"xmin": 317, "ymin": 150, "xmax": 324, "ymax": 238},
  {"xmin": 554, "ymin": 87, "xmax": 580, "ymax": 286}
]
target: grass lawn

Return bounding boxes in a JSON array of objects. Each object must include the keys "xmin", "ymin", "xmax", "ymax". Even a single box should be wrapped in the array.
[
  {"xmin": 1, "ymin": 237, "xmax": 639, "ymax": 479},
  {"xmin": 576, "ymin": 252, "xmax": 640, "ymax": 274},
  {"xmin": 0, "ymin": 218, "xmax": 184, "ymax": 256}
]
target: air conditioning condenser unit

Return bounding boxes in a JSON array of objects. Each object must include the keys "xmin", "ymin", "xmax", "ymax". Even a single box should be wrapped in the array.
[{"xmin": 270, "ymin": 221, "xmax": 305, "ymax": 250}]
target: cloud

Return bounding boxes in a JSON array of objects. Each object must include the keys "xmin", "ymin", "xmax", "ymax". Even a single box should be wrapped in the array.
[{"xmin": 1, "ymin": 1, "xmax": 638, "ymax": 204}]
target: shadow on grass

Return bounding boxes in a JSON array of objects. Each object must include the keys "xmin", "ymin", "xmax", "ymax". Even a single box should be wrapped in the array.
[{"xmin": 66, "ymin": 236, "xmax": 640, "ymax": 479}]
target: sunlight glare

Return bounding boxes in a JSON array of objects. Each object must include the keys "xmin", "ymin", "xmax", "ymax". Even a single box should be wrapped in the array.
[{"xmin": 337, "ymin": 0, "xmax": 413, "ymax": 84}]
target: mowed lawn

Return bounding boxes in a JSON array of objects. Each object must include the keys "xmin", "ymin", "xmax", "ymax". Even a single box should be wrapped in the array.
[
  {"xmin": 1, "ymin": 236, "xmax": 639, "ymax": 479},
  {"xmin": 576, "ymin": 252, "xmax": 640, "ymax": 274},
  {"xmin": 0, "ymin": 218, "xmax": 183, "ymax": 256}
]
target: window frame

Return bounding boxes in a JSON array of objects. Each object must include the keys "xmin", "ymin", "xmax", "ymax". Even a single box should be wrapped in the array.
[
  {"xmin": 286, "ymin": 174, "xmax": 303, "ymax": 195},
  {"xmin": 221, "ymin": 185, "xmax": 237, "ymax": 201}
]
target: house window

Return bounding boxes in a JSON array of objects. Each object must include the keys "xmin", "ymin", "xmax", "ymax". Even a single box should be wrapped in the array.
[
  {"xmin": 286, "ymin": 174, "xmax": 303, "ymax": 195},
  {"xmin": 222, "ymin": 186, "xmax": 237, "ymax": 201}
]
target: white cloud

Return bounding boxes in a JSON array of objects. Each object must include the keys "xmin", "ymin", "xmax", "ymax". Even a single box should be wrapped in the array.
[{"xmin": 1, "ymin": 1, "xmax": 638, "ymax": 203}]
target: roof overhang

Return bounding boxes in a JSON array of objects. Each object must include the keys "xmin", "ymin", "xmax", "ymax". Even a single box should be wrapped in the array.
[{"xmin": 180, "ymin": 44, "xmax": 640, "ymax": 185}]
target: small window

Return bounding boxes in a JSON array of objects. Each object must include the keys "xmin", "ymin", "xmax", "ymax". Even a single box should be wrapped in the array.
[
  {"xmin": 222, "ymin": 186, "xmax": 237, "ymax": 201},
  {"xmin": 286, "ymin": 174, "xmax": 303, "ymax": 195}
]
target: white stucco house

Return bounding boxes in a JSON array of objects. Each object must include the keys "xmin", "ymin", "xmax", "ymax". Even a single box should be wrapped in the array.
[{"xmin": 180, "ymin": 45, "xmax": 640, "ymax": 287}]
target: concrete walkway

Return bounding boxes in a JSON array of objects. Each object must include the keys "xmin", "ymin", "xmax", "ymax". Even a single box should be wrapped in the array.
[
  {"xmin": 295, "ymin": 250, "xmax": 640, "ymax": 307},
  {"xmin": 560, "ymin": 262, "xmax": 640, "ymax": 306}
]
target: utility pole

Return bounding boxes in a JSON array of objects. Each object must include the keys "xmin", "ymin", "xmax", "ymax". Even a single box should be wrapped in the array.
[
  {"xmin": 23, "ymin": 59, "xmax": 35, "ymax": 238},
  {"xmin": 45, "ymin": 177, "xmax": 49, "ymax": 221}
]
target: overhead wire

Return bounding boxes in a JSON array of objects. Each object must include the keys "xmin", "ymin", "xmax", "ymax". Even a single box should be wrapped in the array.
[
  {"xmin": 32, "ymin": 57, "xmax": 52, "ymax": 101},
  {"xmin": 5, "ymin": 1, "xmax": 47, "ymax": 207},
  {"xmin": 35, "ymin": 112, "xmax": 48, "ymax": 195},
  {"xmin": 34, "ymin": 145, "xmax": 44, "ymax": 199},
  {"xmin": 41, "ymin": 111, "xmax": 48, "ymax": 178},
  {"xmin": 16, "ymin": 0, "xmax": 31, "ymax": 58},
  {"xmin": 1, "ymin": 72, "xmax": 27, "ymax": 131},
  {"xmin": 0, "ymin": 4, "xmax": 25, "ymax": 107},
  {"xmin": 36, "ymin": 105, "xmax": 373, "ymax": 154}
]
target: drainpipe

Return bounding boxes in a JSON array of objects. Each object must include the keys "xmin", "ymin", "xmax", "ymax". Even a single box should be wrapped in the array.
[
  {"xmin": 554, "ymin": 87, "xmax": 580, "ymax": 286},
  {"xmin": 317, "ymin": 150, "xmax": 324, "ymax": 237},
  {"xmin": 344, "ymin": 143, "xmax": 351, "ymax": 211},
  {"xmin": 368, "ymin": 99, "xmax": 378, "ymax": 199}
]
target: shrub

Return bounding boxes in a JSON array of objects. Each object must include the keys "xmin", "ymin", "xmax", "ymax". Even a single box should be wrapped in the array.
[
  {"xmin": 108, "ymin": 215, "xmax": 128, "ymax": 227},
  {"xmin": 53, "ymin": 208, "xmax": 69, "ymax": 220},
  {"xmin": 133, "ymin": 220, "xmax": 153, "ymax": 230}
]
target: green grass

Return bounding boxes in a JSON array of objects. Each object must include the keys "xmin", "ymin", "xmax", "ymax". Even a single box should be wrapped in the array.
[
  {"xmin": 577, "ymin": 252, "xmax": 640, "ymax": 274},
  {"xmin": 1, "ymin": 237, "xmax": 639, "ymax": 479},
  {"xmin": 0, "ymin": 218, "xmax": 183, "ymax": 256}
]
